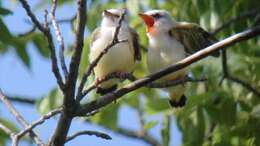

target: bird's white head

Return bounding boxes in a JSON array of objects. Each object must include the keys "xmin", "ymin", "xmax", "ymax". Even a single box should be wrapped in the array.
[
  {"xmin": 101, "ymin": 8, "xmax": 128, "ymax": 27},
  {"xmin": 139, "ymin": 10, "xmax": 175, "ymax": 34}
]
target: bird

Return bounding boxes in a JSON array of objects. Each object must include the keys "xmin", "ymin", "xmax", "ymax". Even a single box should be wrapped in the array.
[
  {"xmin": 89, "ymin": 8, "xmax": 141, "ymax": 95},
  {"xmin": 139, "ymin": 10, "xmax": 219, "ymax": 108}
]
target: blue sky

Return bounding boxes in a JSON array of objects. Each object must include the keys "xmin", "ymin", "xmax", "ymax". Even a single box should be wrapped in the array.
[{"xmin": 0, "ymin": 1, "xmax": 181, "ymax": 146}]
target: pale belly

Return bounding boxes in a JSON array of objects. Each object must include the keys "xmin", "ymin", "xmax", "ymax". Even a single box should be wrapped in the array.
[
  {"xmin": 147, "ymin": 40, "xmax": 187, "ymax": 81},
  {"xmin": 91, "ymin": 42, "xmax": 135, "ymax": 78},
  {"xmin": 89, "ymin": 39, "xmax": 134, "ymax": 88}
]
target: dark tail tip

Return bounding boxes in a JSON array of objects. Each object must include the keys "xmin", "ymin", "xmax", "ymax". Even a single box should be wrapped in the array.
[
  {"xmin": 96, "ymin": 84, "xmax": 117, "ymax": 95},
  {"xmin": 168, "ymin": 95, "xmax": 187, "ymax": 108}
]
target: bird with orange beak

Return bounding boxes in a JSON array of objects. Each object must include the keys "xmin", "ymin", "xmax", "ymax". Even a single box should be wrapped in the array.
[{"xmin": 139, "ymin": 10, "xmax": 219, "ymax": 108}]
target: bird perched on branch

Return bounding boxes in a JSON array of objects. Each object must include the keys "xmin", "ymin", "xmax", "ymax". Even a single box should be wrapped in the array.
[
  {"xmin": 139, "ymin": 10, "xmax": 219, "ymax": 108},
  {"xmin": 89, "ymin": 9, "xmax": 141, "ymax": 95}
]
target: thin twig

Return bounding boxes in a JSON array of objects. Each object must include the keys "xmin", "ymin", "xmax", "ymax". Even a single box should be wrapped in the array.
[
  {"xmin": 78, "ymin": 72, "xmax": 205, "ymax": 101},
  {"xmin": 0, "ymin": 122, "xmax": 13, "ymax": 136},
  {"xmin": 15, "ymin": 108, "xmax": 62, "ymax": 139},
  {"xmin": 147, "ymin": 76, "xmax": 206, "ymax": 88},
  {"xmin": 0, "ymin": 89, "xmax": 45, "ymax": 146},
  {"xmin": 76, "ymin": 26, "xmax": 260, "ymax": 116},
  {"xmin": 50, "ymin": 0, "xmax": 87, "ymax": 145},
  {"xmin": 212, "ymin": 7, "xmax": 260, "ymax": 35},
  {"xmin": 78, "ymin": 72, "xmax": 135, "ymax": 102},
  {"xmin": 76, "ymin": 9, "xmax": 127, "ymax": 101},
  {"xmin": 18, "ymin": 15, "xmax": 77, "ymax": 37},
  {"xmin": 116, "ymin": 127, "xmax": 161, "ymax": 146},
  {"xmin": 65, "ymin": 130, "xmax": 112, "ymax": 143},
  {"xmin": 18, "ymin": 0, "xmax": 65, "ymax": 90},
  {"xmin": 228, "ymin": 76, "xmax": 260, "ymax": 97},
  {"xmin": 220, "ymin": 50, "xmax": 260, "ymax": 97},
  {"xmin": 6, "ymin": 96, "xmax": 36, "ymax": 105},
  {"xmin": 50, "ymin": 0, "xmax": 69, "ymax": 80}
]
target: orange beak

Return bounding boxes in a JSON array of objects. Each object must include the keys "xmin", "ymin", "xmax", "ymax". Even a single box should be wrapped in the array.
[{"xmin": 139, "ymin": 13, "xmax": 154, "ymax": 32}]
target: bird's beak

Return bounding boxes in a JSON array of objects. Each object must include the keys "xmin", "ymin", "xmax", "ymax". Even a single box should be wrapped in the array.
[{"xmin": 139, "ymin": 13, "xmax": 155, "ymax": 33}]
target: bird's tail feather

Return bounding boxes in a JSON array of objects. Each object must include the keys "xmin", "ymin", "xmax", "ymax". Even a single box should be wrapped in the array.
[
  {"xmin": 168, "ymin": 95, "xmax": 186, "ymax": 108},
  {"xmin": 96, "ymin": 84, "xmax": 118, "ymax": 95}
]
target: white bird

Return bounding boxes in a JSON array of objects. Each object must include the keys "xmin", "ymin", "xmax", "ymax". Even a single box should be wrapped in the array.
[
  {"xmin": 139, "ymin": 10, "xmax": 219, "ymax": 107},
  {"xmin": 89, "ymin": 9, "xmax": 141, "ymax": 94}
]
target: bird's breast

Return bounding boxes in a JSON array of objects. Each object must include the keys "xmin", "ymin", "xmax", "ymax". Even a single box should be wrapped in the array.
[{"xmin": 147, "ymin": 34, "xmax": 186, "ymax": 80}]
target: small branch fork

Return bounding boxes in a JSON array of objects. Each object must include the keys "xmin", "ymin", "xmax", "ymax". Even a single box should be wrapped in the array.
[
  {"xmin": 219, "ymin": 50, "xmax": 260, "ymax": 97},
  {"xmin": 50, "ymin": 0, "xmax": 69, "ymax": 80},
  {"xmin": 0, "ymin": 89, "xmax": 45, "ymax": 146},
  {"xmin": 65, "ymin": 130, "xmax": 112, "ymax": 143},
  {"xmin": 19, "ymin": 0, "xmax": 65, "ymax": 91}
]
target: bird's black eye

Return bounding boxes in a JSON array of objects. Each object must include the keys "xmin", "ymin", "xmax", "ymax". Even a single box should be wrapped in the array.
[
  {"xmin": 113, "ymin": 14, "xmax": 120, "ymax": 18},
  {"xmin": 152, "ymin": 13, "xmax": 162, "ymax": 19}
]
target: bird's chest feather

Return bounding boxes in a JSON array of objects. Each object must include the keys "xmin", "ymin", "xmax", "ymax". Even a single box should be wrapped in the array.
[{"xmin": 147, "ymin": 34, "xmax": 186, "ymax": 73}]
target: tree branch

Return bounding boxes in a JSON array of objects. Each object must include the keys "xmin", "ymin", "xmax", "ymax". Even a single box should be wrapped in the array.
[
  {"xmin": 18, "ymin": 16, "xmax": 76, "ymax": 37},
  {"xmin": 50, "ymin": 0, "xmax": 69, "ymax": 79},
  {"xmin": 0, "ymin": 122, "xmax": 14, "ymax": 136},
  {"xmin": 18, "ymin": 0, "xmax": 65, "ymax": 90},
  {"xmin": 76, "ymin": 9, "xmax": 127, "ymax": 101},
  {"xmin": 50, "ymin": 0, "xmax": 87, "ymax": 145},
  {"xmin": 116, "ymin": 127, "xmax": 161, "ymax": 146},
  {"xmin": 212, "ymin": 7, "xmax": 260, "ymax": 35},
  {"xmin": 6, "ymin": 96, "xmax": 36, "ymax": 105},
  {"xmin": 76, "ymin": 26, "xmax": 260, "ymax": 116},
  {"xmin": 220, "ymin": 50, "xmax": 260, "ymax": 97},
  {"xmin": 65, "ymin": 130, "xmax": 112, "ymax": 143},
  {"xmin": 15, "ymin": 108, "xmax": 62, "ymax": 140},
  {"xmin": 0, "ymin": 89, "xmax": 45, "ymax": 146}
]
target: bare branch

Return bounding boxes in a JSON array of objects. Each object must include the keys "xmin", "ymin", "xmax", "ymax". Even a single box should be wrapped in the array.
[
  {"xmin": 147, "ymin": 75, "xmax": 206, "ymax": 88},
  {"xmin": 50, "ymin": 0, "xmax": 69, "ymax": 79},
  {"xmin": 220, "ymin": 50, "xmax": 260, "ymax": 97},
  {"xmin": 18, "ymin": 0, "xmax": 65, "ymax": 90},
  {"xmin": 0, "ymin": 122, "xmax": 13, "ymax": 136},
  {"xmin": 228, "ymin": 76, "xmax": 260, "ymax": 97},
  {"xmin": 76, "ymin": 26, "xmax": 260, "ymax": 116},
  {"xmin": 6, "ymin": 96, "xmax": 36, "ymax": 105},
  {"xmin": 50, "ymin": 1, "xmax": 87, "ymax": 145},
  {"xmin": 15, "ymin": 108, "xmax": 62, "ymax": 139},
  {"xmin": 116, "ymin": 127, "xmax": 161, "ymax": 146},
  {"xmin": 77, "ymin": 72, "xmax": 135, "ymax": 102},
  {"xmin": 78, "ymin": 72, "xmax": 205, "ymax": 102},
  {"xmin": 212, "ymin": 7, "xmax": 260, "ymax": 35},
  {"xmin": 76, "ymin": 9, "xmax": 127, "ymax": 101},
  {"xmin": 0, "ymin": 89, "xmax": 45, "ymax": 146},
  {"xmin": 18, "ymin": 16, "xmax": 77, "ymax": 37},
  {"xmin": 66, "ymin": 130, "xmax": 112, "ymax": 143}
]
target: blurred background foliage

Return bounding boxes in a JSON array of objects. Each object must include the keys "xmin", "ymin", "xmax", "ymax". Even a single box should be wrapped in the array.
[{"xmin": 0, "ymin": 0, "xmax": 260, "ymax": 146}]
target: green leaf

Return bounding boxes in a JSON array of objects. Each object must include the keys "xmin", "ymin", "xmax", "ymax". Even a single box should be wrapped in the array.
[
  {"xmin": 0, "ymin": 118, "xmax": 17, "ymax": 145},
  {"xmin": 0, "ymin": 18, "xmax": 13, "ymax": 44},
  {"xmin": 14, "ymin": 42, "xmax": 30, "ymax": 68},
  {"xmin": 143, "ymin": 121, "xmax": 158, "ymax": 131},
  {"xmin": 90, "ymin": 103, "xmax": 119, "ymax": 130},
  {"xmin": 32, "ymin": 33, "xmax": 50, "ymax": 58},
  {"xmin": 0, "ymin": 7, "xmax": 12, "ymax": 16},
  {"xmin": 144, "ymin": 97, "xmax": 169, "ymax": 114},
  {"xmin": 36, "ymin": 88, "xmax": 63, "ymax": 114},
  {"xmin": 251, "ymin": 104, "xmax": 260, "ymax": 118}
]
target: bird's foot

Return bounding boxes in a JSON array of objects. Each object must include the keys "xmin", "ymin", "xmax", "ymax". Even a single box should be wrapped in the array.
[{"xmin": 94, "ymin": 77, "xmax": 105, "ymax": 87}]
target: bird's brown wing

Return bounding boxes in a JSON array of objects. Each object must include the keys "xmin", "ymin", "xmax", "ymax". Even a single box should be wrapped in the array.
[
  {"xmin": 129, "ymin": 27, "xmax": 142, "ymax": 61},
  {"xmin": 169, "ymin": 22, "xmax": 219, "ymax": 57},
  {"xmin": 90, "ymin": 27, "xmax": 101, "ymax": 47}
]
